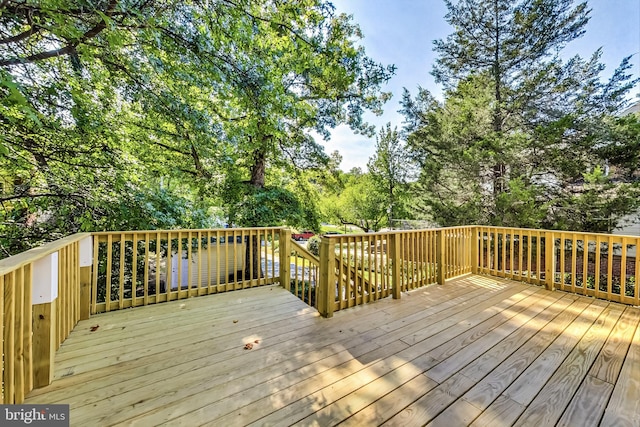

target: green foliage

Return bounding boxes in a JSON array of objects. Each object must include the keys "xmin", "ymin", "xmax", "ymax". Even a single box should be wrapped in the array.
[
  {"xmin": 402, "ymin": 75, "xmax": 498, "ymax": 225},
  {"xmin": 494, "ymin": 178, "xmax": 548, "ymax": 228},
  {"xmin": 105, "ymin": 187, "xmax": 214, "ymax": 231},
  {"xmin": 323, "ymin": 172, "xmax": 386, "ymax": 232},
  {"xmin": 0, "ymin": 1, "xmax": 392, "ymax": 256},
  {"xmin": 307, "ymin": 236, "xmax": 321, "ymax": 257},
  {"xmin": 403, "ymin": 0, "xmax": 640, "ymax": 231},
  {"xmin": 229, "ymin": 186, "xmax": 320, "ymax": 229},
  {"xmin": 367, "ymin": 123, "xmax": 412, "ymax": 226}
]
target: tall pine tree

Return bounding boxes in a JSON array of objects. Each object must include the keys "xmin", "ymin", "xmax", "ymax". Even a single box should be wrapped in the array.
[{"xmin": 403, "ymin": 0, "xmax": 639, "ymax": 231}]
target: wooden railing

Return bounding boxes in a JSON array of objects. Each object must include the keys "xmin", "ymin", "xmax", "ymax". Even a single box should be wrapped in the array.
[
  {"xmin": 315, "ymin": 227, "xmax": 476, "ymax": 317},
  {"xmin": 2, "ymin": 224, "xmax": 639, "ymax": 403},
  {"xmin": 320, "ymin": 233, "xmax": 395, "ymax": 313},
  {"xmin": 288, "ymin": 238, "xmax": 320, "ymax": 309},
  {"xmin": 90, "ymin": 228, "xmax": 284, "ymax": 313},
  {"xmin": 440, "ymin": 226, "xmax": 475, "ymax": 280},
  {"xmin": 0, "ymin": 233, "xmax": 91, "ymax": 403},
  {"xmin": 476, "ymin": 226, "xmax": 640, "ymax": 306},
  {"xmin": 397, "ymin": 229, "xmax": 437, "ymax": 292},
  {"xmin": 0, "ymin": 227, "xmax": 287, "ymax": 403},
  {"xmin": 477, "ymin": 226, "xmax": 548, "ymax": 285}
]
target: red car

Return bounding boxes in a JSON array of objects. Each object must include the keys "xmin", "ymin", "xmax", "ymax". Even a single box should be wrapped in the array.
[{"xmin": 292, "ymin": 230, "xmax": 315, "ymax": 241}]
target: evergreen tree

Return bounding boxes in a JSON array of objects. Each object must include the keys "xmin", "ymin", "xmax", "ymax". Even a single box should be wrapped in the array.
[{"xmin": 403, "ymin": 0, "xmax": 640, "ymax": 231}]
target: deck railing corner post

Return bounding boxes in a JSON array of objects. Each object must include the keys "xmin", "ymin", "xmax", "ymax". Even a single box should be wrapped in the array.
[
  {"xmin": 278, "ymin": 228, "xmax": 291, "ymax": 290},
  {"xmin": 545, "ymin": 231, "xmax": 555, "ymax": 291},
  {"xmin": 32, "ymin": 253, "xmax": 59, "ymax": 389},
  {"xmin": 436, "ymin": 229, "xmax": 445, "ymax": 285},
  {"xmin": 391, "ymin": 232, "xmax": 402, "ymax": 299},
  {"xmin": 79, "ymin": 235, "xmax": 93, "ymax": 320},
  {"xmin": 318, "ymin": 237, "xmax": 335, "ymax": 318}
]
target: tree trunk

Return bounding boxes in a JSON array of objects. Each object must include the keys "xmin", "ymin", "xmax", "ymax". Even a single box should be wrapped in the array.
[
  {"xmin": 250, "ymin": 149, "xmax": 266, "ymax": 189},
  {"xmin": 492, "ymin": 0, "xmax": 505, "ymax": 200},
  {"xmin": 245, "ymin": 147, "xmax": 266, "ymax": 279}
]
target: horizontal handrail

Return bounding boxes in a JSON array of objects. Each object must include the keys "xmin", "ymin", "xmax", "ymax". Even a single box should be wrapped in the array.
[
  {"xmin": 0, "ymin": 233, "xmax": 90, "ymax": 276},
  {"xmin": 0, "ymin": 232, "xmax": 89, "ymax": 404},
  {"xmin": 90, "ymin": 227, "xmax": 285, "ymax": 313},
  {"xmin": 90, "ymin": 226, "xmax": 281, "ymax": 236},
  {"xmin": 288, "ymin": 240, "xmax": 320, "ymax": 308}
]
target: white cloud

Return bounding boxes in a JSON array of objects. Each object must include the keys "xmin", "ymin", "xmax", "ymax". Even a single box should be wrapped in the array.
[{"xmin": 312, "ymin": 125, "xmax": 375, "ymax": 171}]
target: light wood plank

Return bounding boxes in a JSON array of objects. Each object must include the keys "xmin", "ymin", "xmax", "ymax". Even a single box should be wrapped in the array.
[
  {"xmin": 426, "ymin": 290, "xmax": 558, "ymax": 383},
  {"xmin": 341, "ymin": 374, "xmax": 439, "ymax": 426},
  {"xmin": 21, "ymin": 275, "xmax": 640, "ymax": 427},
  {"xmin": 501, "ymin": 300, "xmax": 607, "ymax": 405},
  {"xmin": 383, "ymin": 373, "xmax": 476, "ymax": 427},
  {"xmin": 471, "ymin": 394, "xmax": 524, "ymax": 427},
  {"xmin": 146, "ymin": 280, "xmax": 476, "ymax": 423},
  {"xmin": 424, "ymin": 294, "xmax": 578, "ymax": 426},
  {"xmin": 512, "ymin": 304, "xmax": 623, "ymax": 426},
  {"xmin": 379, "ymin": 278, "xmax": 508, "ymax": 334},
  {"xmin": 31, "ymin": 282, "xmax": 464, "ymax": 407},
  {"xmin": 467, "ymin": 300, "xmax": 607, "ymax": 426},
  {"xmin": 600, "ymin": 306, "xmax": 640, "ymax": 427},
  {"xmin": 79, "ymin": 282, "xmax": 520, "ymax": 424},
  {"xmin": 459, "ymin": 294, "xmax": 578, "ymax": 383},
  {"xmin": 427, "ymin": 398, "xmax": 481, "ymax": 427},
  {"xmin": 240, "ymin": 287, "xmax": 534, "ymax": 426},
  {"xmin": 400, "ymin": 283, "xmax": 532, "ymax": 346},
  {"xmin": 53, "ymin": 298, "xmax": 308, "ymax": 368},
  {"xmin": 5, "ymin": 270, "xmax": 16, "ymax": 402},
  {"xmin": 182, "ymin": 288, "xmax": 519, "ymax": 425},
  {"xmin": 384, "ymin": 292, "xmax": 566, "ymax": 426},
  {"xmin": 589, "ymin": 306, "xmax": 640, "ymax": 384},
  {"xmin": 14, "ymin": 267, "xmax": 25, "ymax": 403},
  {"xmin": 300, "ymin": 352, "xmax": 440, "ymax": 426},
  {"xmin": 462, "ymin": 297, "xmax": 592, "ymax": 411},
  {"xmin": 556, "ymin": 375, "xmax": 613, "ymax": 427},
  {"xmin": 55, "ymin": 288, "xmax": 299, "ymax": 356}
]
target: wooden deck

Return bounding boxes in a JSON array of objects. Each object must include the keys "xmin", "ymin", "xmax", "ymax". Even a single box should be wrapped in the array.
[{"xmin": 25, "ymin": 275, "xmax": 640, "ymax": 426}]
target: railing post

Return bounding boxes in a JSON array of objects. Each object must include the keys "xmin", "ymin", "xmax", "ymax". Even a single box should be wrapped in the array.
[
  {"xmin": 318, "ymin": 236, "xmax": 335, "ymax": 318},
  {"xmin": 279, "ymin": 229, "xmax": 291, "ymax": 291},
  {"xmin": 470, "ymin": 226, "xmax": 479, "ymax": 274},
  {"xmin": 391, "ymin": 232, "xmax": 402, "ymax": 299},
  {"xmin": 79, "ymin": 235, "xmax": 93, "ymax": 320},
  {"xmin": 437, "ymin": 229, "xmax": 445, "ymax": 285},
  {"xmin": 545, "ymin": 231, "xmax": 555, "ymax": 291},
  {"xmin": 32, "ymin": 253, "xmax": 58, "ymax": 388}
]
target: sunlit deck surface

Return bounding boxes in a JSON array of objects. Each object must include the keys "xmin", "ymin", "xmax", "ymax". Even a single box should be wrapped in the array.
[{"xmin": 26, "ymin": 275, "xmax": 640, "ymax": 427}]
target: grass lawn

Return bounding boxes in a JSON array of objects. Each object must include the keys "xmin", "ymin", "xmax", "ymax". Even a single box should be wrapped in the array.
[{"xmin": 321, "ymin": 224, "xmax": 363, "ymax": 234}]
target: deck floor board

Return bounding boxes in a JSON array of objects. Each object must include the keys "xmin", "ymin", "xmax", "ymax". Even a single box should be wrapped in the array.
[{"xmin": 25, "ymin": 275, "xmax": 640, "ymax": 426}]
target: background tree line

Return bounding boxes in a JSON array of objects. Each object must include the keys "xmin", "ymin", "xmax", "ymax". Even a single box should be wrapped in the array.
[
  {"xmin": 317, "ymin": 0, "xmax": 640, "ymax": 234},
  {"xmin": 0, "ymin": 0, "xmax": 394, "ymax": 257},
  {"xmin": 2, "ymin": 0, "xmax": 638, "ymax": 259},
  {"xmin": 400, "ymin": 0, "xmax": 640, "ymax": 232}
]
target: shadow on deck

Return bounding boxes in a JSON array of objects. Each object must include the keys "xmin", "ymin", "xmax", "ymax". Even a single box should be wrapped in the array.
[{"xmin": 26, "ymin": 275, "xmax": 640, "ymax": 426}]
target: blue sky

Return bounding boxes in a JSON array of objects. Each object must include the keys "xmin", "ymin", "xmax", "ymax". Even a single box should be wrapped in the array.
[{"xmin": 323, "ymin": 0, "xmax": 640, "ymax": 171}]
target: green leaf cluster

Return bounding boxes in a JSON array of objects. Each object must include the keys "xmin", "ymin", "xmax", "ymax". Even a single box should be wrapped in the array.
[
  {"xmin": 402, "ymin": 0, "xmax": 640, "ymax": 232},
  {"xmin": 0, "ymin": 0, "xmax": 393, "ymax": 257}
]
